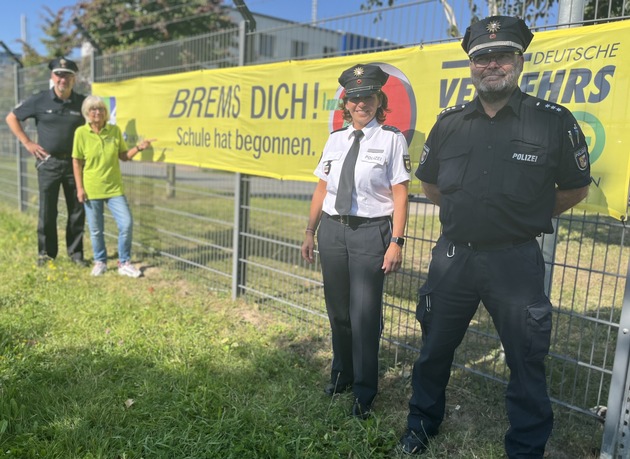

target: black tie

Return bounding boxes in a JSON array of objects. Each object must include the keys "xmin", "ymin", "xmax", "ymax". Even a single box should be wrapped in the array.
[{"xmin": 335, "ymin": 130, "xmax": 364, "ymax": 215}]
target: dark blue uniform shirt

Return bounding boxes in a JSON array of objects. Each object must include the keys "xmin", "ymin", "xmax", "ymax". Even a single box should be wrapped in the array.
[
  {"xmin": 13, "ymin": 89, "xmax": 85, "ymax": 158},
  {"xmin": 416, "ymin": 89, "xmax": 591, "ymax": 244}
]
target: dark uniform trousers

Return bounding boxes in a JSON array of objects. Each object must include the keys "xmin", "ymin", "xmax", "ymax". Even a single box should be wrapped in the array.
[
  {"xmin": 408, "ymin": 236, "xmax": 553, "ymax": 459},
  {"xmin": 37, "ymin": 156, "xmax": 85, "ymax": 260},
  {"xmin": 317, "ymin": 214, "xmax": 391, "ymax": 406}
]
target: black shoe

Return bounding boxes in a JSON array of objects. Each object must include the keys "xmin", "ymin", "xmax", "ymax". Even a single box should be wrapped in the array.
[
  {"xmin": 399, "ymin": 429, "xmax": 430, "ymax": 455},
  {"xmin": 324, "ymin": 382, "xmax": 352, "ymax": 396},
  {"xmin": 37, "ymin": 255, "xmax": 53, "ymax": 267},
  {"xmin": 72, "ymin": 258, "xmax": 90, "ymax": 267},
  {"xmin": 351, "ymin": 399, "xmax": 372, "ymax": 420}
]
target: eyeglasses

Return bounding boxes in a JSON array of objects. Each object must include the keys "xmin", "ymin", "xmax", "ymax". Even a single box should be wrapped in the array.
[
  {"xmin": 347, "ymin": 94, "xmax": 379, "ymax": 104},
  {"xmin": 53, "ymin": 71, "xmax": 74, "ymax": 78},
  {"xmin": 89, "ymin": 107, "xmax": 105, "ymax": 112},
  {"xmin": 470, "ymin": 52, "xmax": 521, "ymax": 68}
]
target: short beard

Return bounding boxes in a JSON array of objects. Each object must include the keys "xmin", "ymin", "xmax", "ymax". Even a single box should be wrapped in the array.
[{"xmin": 473, "ymin": 62, "xmax": 522, "ymax": 103}]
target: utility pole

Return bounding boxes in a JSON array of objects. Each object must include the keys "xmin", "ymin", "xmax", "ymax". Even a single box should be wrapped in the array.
[{"xmin": 21, "ymin": 15, "xmax": 27, "ymax": 46}]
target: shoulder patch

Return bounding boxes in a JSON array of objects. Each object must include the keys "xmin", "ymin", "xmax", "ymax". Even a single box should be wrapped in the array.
[
  {"xmin": 331, "ymin": 126, "xmax": 350, "ymax": 134},
  {"xmin": 574, "ymin": 145, "xmax": 589, "ymax": 171},
  {"xmin": 438, "ymin": 104, "xmax": 467, "ymax": 119},
  {"xmin": 404, "ymin": 154, "xmax": 411, "ymax": 172},
  {"xmin": 381, "ymin": 125, "xmax": 401, "ymax": 133}
]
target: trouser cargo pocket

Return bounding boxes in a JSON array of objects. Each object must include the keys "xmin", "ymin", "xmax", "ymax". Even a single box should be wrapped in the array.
[{"xmin": 525, "ymin": 299, "xmax": 553, "ymax": 361}]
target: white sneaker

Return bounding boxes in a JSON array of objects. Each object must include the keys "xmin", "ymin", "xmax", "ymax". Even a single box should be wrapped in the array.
[
  {"xmin": 91, "ymin": 261, "xmax": 107, "ymax": 277},
  {"xmin": 118, "ymin": 261, "xmax": 142, "ymax": 278}
]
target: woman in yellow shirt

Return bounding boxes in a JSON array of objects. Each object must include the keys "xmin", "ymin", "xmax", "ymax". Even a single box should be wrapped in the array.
[{"xmin": 72, "ymin": 95, "xmax": 155, "ymax": 277}]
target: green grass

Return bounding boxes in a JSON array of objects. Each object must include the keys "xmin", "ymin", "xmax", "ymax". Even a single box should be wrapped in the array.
[{"xmin": 0, "ymin": 206, "xmax": 603, "ymax": 458}]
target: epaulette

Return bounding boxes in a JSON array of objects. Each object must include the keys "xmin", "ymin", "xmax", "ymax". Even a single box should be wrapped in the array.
[
  {"xmin": 437, "ymin": 104, "xmax": 467, "ymax": 118},
  {"xmin": 331, "ymin": 126, "xmax": 350, "ymax": 134},
  {"xmin": 533, "ymin": 100, "xmax": 566, "ymax": 115},
  {"xmin": 381, "ymin": 125, "xmax": 401, "ymax": 133}
]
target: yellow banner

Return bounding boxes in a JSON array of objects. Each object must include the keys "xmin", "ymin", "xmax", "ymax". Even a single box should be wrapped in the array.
[{"xmin": 95, "ymin": 21, "xmax": 630, "ymax": 220}]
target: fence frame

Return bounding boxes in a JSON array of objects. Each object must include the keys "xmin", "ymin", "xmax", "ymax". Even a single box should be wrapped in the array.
[{"xmin": 0, "ymin": 2, "xmax": 628, "ymax": 456}]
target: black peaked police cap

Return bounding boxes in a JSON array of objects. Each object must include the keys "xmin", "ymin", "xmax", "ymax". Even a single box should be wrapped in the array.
[
  {"xmin": 338, "ymin": 64, "xmax": 389, "ymax": 98},
  {"xmin": 48, "ymin": 57, "xmax": 79, "ymax": 74},
  {"xmin": 461, "ymin": 16, "xmax": 534, "ymax": 57}
]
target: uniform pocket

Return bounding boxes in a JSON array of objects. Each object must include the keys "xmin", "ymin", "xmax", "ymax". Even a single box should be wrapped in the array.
[
  {"xmin": 437, "ymin": 144, "xmax": 470, "ymax": 194},
  {"xmin": 318, "ymin": 151, "xmax": 343, "ymax": 180},
  {"xmin": 502, "ymin": 142, "xmax": 547, "ymax": 203},
  {"xmin": 362, "ymin": 150, "xmax": 386, "ymax": 165},
  {"xmin": 525, "ymin": 299, "xmax": 553, "ymax": 361},
  {"xmin": 415, "ymin": 285, "xmax": 433, "ymax": 343},
  {"xmin": 361, "ymin": 151, "xmax": 388, "ymax": 189},
  {"xmin": 35, "ymin": 157, "xmax": 50, "ymax": 170}
]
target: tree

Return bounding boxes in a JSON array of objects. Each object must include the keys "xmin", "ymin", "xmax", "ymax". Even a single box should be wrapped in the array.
[
  {"xmin": 584, "ymin": 0, "xmax": 630, "ymax": 21},
  {"xmin": 16, "ymin": 0, "xmax": 237, "ymax": 66},
  {"xmin": 18, "ymin": 6, "xmax": 76, "ymax": 66},
  {"xmin": 362, "ymin": 0, "xmax": 628, "ymax": 37},
  {"xmin": 41, "ymin": 7, "xmax": 77, "ymax": 58},
  {"xmin": 70, "ymin": 0, "xmax": 236, "ymax": 53},
  {"xmin": 360, "ymin": 0, "xmax": 560, "ymax": 37}
]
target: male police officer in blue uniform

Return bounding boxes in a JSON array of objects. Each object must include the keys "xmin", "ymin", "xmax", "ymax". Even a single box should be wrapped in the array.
[
  {"xmin": 399, "ymin": 16, "xmax": 590, "ymax": 457},
  {"xmin": 6, "ymin": 58, "xmax": 87, "ymax": 266}
]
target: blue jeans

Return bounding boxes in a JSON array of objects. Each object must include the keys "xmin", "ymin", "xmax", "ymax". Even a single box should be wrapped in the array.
[{"xmin": 84, "ymin": 195, "xmax": 133, "ymax": 264}]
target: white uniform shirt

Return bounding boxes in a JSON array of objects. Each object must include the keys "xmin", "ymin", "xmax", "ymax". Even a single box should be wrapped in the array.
[{"xmin": 315, "ymin": 118, "xmax": 411, "ymax": 217}]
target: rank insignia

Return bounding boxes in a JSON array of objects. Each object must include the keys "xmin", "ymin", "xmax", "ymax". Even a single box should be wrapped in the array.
[
  {"xmin": 403, "ymin": 154, "xmax": 411, "ymax": 172},
  {"xmin": 420, "ymin": 144, "xmax": 430, "ymax": 165},
  {"xmin": 324, "ymin": 160, "xmax": 332, "ymax": 175},
  {"xmin": 574, "ymin": 146, "xmax": 588, "ymax": 171}
]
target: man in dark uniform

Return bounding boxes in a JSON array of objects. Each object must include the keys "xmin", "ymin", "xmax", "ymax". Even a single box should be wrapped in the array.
[
  {"xmin": 399, "ymin": 16, "xmax": 590, "ymax": 457},
  {"xmin": 6, "ymin": 57, "xmax": 88, "ymax": 266}
]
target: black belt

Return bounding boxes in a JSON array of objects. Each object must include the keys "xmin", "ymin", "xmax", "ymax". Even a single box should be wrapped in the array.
[
  {"xmin": 455, "ymin": 238, "xmax": 534, "ymax": 251},
  {"xmin": 326, "ymin": 213, "xmax": 390, "ymax": 226}
]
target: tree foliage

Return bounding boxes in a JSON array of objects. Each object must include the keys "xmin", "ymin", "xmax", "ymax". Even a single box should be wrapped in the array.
[
  {"xmin": 18, "ymin": 7, "xmax": 76, "ymax": 66},
  {"xmin": 361, "ymin": 0, "xmax": 628, "ymax": 37},
  {"xmin": 360, "ymin": 0, "xmax": 624, "ymax": 37},
  {"xmin": 19, "ymin": 0, "xmax": 236, "ymax": 62},
  {"xmin": 71, "ymin": 0, "xmax": 236, "ymax": 53},
  {"xmin": 584, "ymin": 0, "xmax": 629, "ymax": 21}
]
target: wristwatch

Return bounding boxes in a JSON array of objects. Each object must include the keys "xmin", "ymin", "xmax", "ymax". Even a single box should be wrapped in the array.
[{"xmin": 391, "ymin": 237, "xmax": 405, "ymax": 247}]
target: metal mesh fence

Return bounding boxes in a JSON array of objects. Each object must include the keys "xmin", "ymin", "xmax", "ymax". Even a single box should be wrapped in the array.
[{"xmin": 1, "ymin": 1, "xmax": 629, "ymax": 455}]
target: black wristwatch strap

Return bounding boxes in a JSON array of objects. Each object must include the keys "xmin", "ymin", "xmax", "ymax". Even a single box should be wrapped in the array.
[{"xmin": 391, "ymin": 237, "xmax": 405, "ymax": 247}]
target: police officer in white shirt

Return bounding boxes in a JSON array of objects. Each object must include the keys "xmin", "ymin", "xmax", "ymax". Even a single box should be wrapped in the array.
[{"xmin": 301, "ymin": 63, "xmax": 411, "ymax": 420}]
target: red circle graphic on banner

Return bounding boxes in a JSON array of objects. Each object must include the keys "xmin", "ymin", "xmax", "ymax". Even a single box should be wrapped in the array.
[{"xmin": 329, "ymin": 62, "xmax": 417, "ymax": 146}]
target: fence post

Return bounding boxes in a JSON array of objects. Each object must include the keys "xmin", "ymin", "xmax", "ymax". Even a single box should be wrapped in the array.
[
  {"xmin": 599, "ymin": 256, "xmax": 630, "ymax": 458},
  {"xmin": 558, "ymin": 0, "xmax": 585, "ymax": 26},
  {"xmin": 231, "ymin": 20, "xmax": 255, "ymax": 299},
  {"xmin": 14, "ymin": 64, "xmax": 27, "ymax": 212},
  {"xmin": 232, "ymin": 172, "xmax": 250, "ymax": 299},
  {"xmin": 166, "ymin": 164, "xmax": 176, "ymax": 198}
]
